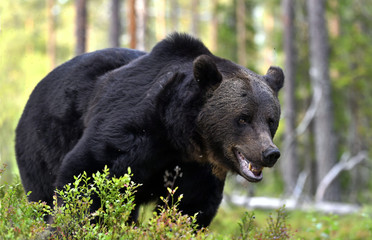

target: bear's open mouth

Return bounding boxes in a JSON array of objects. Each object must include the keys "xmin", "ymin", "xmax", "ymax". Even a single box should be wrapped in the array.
[{"xmin": 234, "ymin": 149, "xmax": 263, "ymax": 182}]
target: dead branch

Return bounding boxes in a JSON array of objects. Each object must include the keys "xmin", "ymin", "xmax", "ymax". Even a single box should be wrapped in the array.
[
  {"xmin": 291, "ymin": 170, "xmax": 309, "ymax": 204},
  {"xmin": 315, "ymin": 151, "xmax": 368, "ymax": 202},
  {"xmin": 295, "ymin": 84, "xmax": 322, "ymax": 136}
]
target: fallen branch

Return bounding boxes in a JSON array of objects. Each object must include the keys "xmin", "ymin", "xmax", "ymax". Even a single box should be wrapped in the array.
[{"xmin": 225, "ymin": 195, "xmax": 361, "ymax": 215}]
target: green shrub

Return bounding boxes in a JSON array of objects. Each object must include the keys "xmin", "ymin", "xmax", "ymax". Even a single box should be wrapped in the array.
[
  {"xmin": 48, "ymin": 166, "xmax": 139, "ymax": 238},
  {"xmin": 0, "ymin": 164, "xmax": 297, "ymax": 239},
  {"xmin": 143, "ymin": 187, "xmax": 210, "ymax": 239},
  {"xmin": 47, "ymin": 166, "xmax": 208, "ymax": 239},
  {"xmin": 0, "ymin": 164, "xmax": 48, "ymax": 239},
  {"xmin": 236, "ymin": 206, "xmax": 292, "ymax": 240}
]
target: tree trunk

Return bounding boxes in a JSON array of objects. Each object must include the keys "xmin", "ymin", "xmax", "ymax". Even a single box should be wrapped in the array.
[
  {"xmin": 109, "ymin": 0, "xmax": 121, "ymax": 47},
  {"xmin": 75, "ymin": 0, "xmax": 87, "ymax": 55},
  {"xmin": 128, "ymin": 0, "xmax": 136, "ymax": 49},
  {"xmin": 170, "ymin": 0, "xmax": 179, "ymax": 32},
  {"xmin": 136, "ymin": 0, "xmax": 148, "ymax": 51},
  {"xmin": 191, "ymin": 0, "xmax": 199, "ymax": 36},
  {"xmin": 47, "ymin": 0, "xmax": 56, "ymax": 69},
  {"xmin": 210, "ymin": 0, "xmax": 218, "ymax": 52},
  {"xmin": 236, "ymin": 0, "xmax": 246, "ymax": 67},
  {"xmin": 307, "ymin": 0, "xmax": 340, "ymax": 201},
  {"xmin": 281, "ymin": 0, "xmax": 299, "ymax": 196},
  {"xmin": 345, "ymin": 1, "xmax": 368, "ymax": 203}
]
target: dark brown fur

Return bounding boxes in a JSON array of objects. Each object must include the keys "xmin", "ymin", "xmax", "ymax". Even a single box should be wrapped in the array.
[{"xmin": 16, "ymin": 33, "xmax": 283, "ymax": 228}]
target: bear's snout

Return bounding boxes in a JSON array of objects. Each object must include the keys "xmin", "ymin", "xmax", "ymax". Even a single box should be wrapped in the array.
[{"xmin": 262, "ymin": 147, "xmax": 280, "ymax": 167}]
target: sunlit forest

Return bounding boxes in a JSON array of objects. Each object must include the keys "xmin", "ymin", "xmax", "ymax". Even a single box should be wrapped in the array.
[{"xmin": 1, "ymin": 0, "xmax": 372, "ymax": 238}]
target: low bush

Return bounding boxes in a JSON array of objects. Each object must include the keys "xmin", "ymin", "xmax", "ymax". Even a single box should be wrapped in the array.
[{"xmin": 0, "ymin": 164, "xmax": 296, "ymax": 239}]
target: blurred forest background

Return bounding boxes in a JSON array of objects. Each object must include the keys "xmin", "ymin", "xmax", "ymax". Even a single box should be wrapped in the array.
[{"xmin": 0, "ymin": 0, "xmax": 371, "ymax": 208}]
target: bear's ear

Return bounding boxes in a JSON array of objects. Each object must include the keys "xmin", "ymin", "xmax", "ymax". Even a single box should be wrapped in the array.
[
  {"xmin": 193, "ymin": 55, "xmax": 223, "ymax": 91},
  {"xmin": 264, "ymin": 66, "xmax": 284, "ymax": 93}
]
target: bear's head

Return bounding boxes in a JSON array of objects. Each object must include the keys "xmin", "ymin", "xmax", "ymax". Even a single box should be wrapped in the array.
[{"xmin": 194, "ymin": 55, "xmax": 284, "ymax": 182}]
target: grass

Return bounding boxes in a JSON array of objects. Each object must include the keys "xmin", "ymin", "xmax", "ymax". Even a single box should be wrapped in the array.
[
  {"xmin": 210, "ymin": 204, "xmax": 372, "ymax": 239},
  {"xmin": 0, "ymin": 164, "xmax": 371, "ymax": 239}
]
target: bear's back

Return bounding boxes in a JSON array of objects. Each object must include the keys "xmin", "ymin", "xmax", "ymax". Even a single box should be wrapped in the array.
[{"xmin": 15, "ymin": 48, "xmax": 145, "ymax": 205}]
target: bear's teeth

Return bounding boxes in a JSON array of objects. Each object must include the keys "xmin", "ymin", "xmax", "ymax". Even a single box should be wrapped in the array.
[
  {"xmin": 249, "ymin": 163, "xmax": 263, "ymax": 174},
  {"xmin": 236, "ymin": 150, "xmax": 263, "ymax": 176}
]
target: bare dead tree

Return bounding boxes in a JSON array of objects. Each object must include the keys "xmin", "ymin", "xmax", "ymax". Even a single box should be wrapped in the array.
[
  {"xmin": 281, "ymin": 0, "xmax": 299, "ymax": 195},
  {"xmin": 307, "ymin": 0, "xmax": 340, "ymax": 201}
]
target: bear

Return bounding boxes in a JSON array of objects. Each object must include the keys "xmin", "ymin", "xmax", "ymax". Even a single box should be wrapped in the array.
[{"xmin": 15, "ymin": 33, "xmax": 284, "ymax": 228}]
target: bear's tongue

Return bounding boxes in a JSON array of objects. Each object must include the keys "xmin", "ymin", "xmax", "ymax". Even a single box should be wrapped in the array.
[{"xmin": 235, "ymin": 150, "xmax": 263, "ymax": 182}]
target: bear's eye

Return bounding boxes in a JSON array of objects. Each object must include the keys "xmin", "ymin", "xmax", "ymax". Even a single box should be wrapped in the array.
[
  {"xmin": 237, "ymin": 115, "xmax": 251, "ymax": 126},
  {"xmin": 239, "ymin": 118, "xmax": 246, "ymax": 125}
]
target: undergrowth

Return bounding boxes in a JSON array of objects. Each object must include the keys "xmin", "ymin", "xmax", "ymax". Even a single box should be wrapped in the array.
[{"xmin": 0, "ymin": 164, "xmax": 295, "ymax": 239}]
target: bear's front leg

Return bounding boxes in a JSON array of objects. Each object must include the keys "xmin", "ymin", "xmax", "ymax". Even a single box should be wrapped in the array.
[
  {"xmin": 170, "ymin": 162, "xmax": 225, "ymax": 228},
  {"xmin": 56, "ymin": 138, "xmax": 104, "ymax": 189}
]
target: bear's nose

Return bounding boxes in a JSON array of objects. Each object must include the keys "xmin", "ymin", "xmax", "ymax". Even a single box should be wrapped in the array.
[{"xmin": 262, "ymin": 147, "xmax": 280, "ymax": 167}]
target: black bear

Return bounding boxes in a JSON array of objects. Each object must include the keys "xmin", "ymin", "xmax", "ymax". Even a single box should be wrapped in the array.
[{"xmin": 16, "ymin": 33, "xmax": 284, "ymax": 227}]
